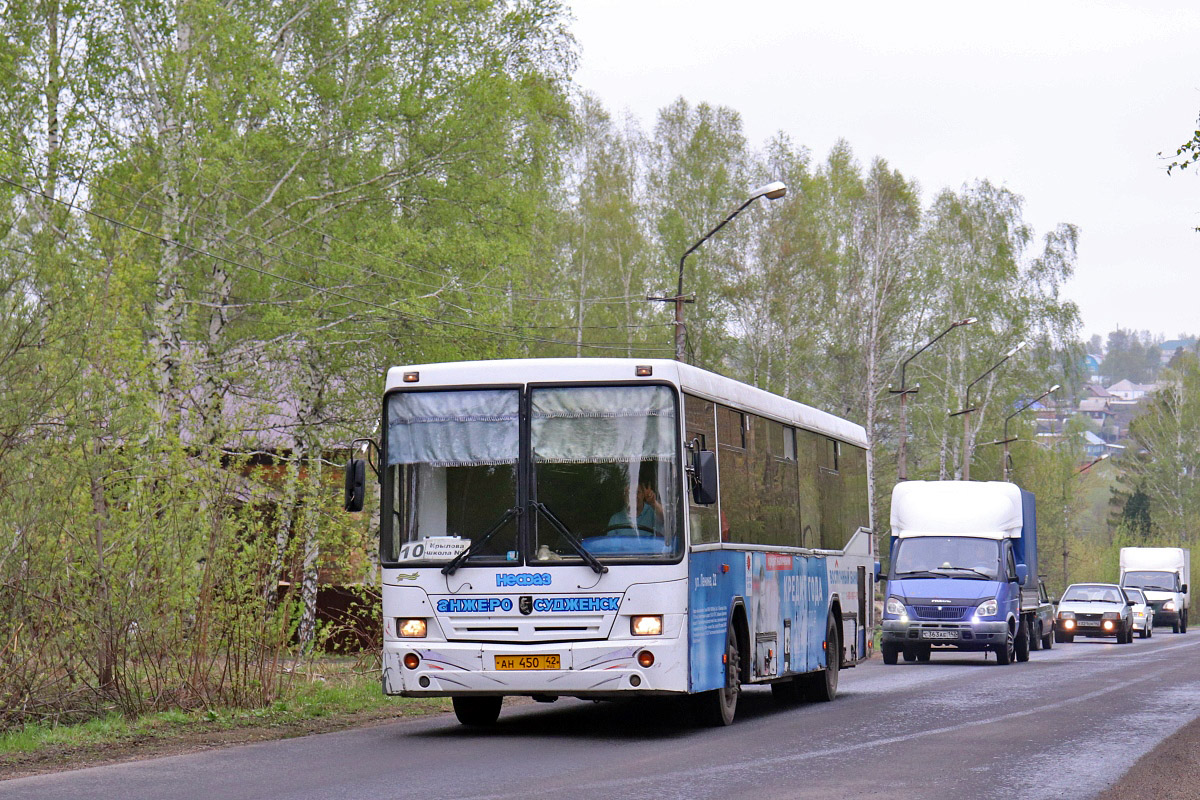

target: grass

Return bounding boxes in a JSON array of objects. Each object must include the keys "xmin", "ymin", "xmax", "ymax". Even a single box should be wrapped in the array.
[{"xmin": 0, "ymin": 658, "xmax": 449, "ymax": 760}]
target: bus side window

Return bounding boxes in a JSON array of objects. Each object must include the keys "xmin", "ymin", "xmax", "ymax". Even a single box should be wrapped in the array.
[
  {"xmin": 817, "ymin": 440, "xmax": 868, "ymax": 550},
  {"xmin": 795, "ymin": 428, "xmax": 820, "ymax": 549},
  {"xmin": 754, "ymin": 418, "xmax": 798, "ymax": 547},
  {"xmin": 684, "ymin": 394, "xmax": 719, "ymax": 544},
  {"xmin": 716, "ymin": 405, "xmax": 749, "ymax": 543}
]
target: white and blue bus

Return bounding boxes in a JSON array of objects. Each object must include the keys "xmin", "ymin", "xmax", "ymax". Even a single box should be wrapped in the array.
[{"xmin": 343, "ymin": 358, "xmax": 874, "ymax": 726}]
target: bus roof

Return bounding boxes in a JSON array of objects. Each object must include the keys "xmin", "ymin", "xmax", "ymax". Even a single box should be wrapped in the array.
[{"xmin": 383, "ymin": 358, "xmax": 868, "ymax": 448}]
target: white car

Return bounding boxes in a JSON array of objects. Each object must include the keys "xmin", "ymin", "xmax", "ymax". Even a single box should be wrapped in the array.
[
  {"xmin": 1054, "ymin": 583, "xmax": 1135, "ymax": 644},
  {"xmin": 1123, "ymin": 586, "xmax": 1155, "ymax": 638}
]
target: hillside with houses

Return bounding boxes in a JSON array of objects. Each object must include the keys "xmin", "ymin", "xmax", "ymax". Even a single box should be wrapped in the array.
[{"xmin": 1029, "ymin": 333, "xmax": 1199, "ymax": 461}]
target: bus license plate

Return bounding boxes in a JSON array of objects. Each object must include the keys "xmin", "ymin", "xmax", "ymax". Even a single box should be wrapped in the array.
[
  {"xmin": 920, "ymin": 630, "xmax": 957, "ymax": 640},
  {"xmin": 495, "ymin": 654, "xmax": 561, "ymax": 670}
]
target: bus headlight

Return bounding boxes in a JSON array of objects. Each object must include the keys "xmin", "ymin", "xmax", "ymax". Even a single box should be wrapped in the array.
[
  {"xmin": 631, "ymin": 615, "xmax": 663, "ymax": 636},
  {"xmin": 885, "ymin": 597, "xmax": 906, "ymax": 616},
  {"xmin": 398, "ymin": 618, "xmax": 427, "ymax": 638},
  {"xmin": 1164, "ymin": 601, "xmax": 1177, "ymax": 612}
]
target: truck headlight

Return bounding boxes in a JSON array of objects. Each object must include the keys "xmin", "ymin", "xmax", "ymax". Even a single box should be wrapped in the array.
[
  {"xmin": 631, "ymin": 615, "xmax": 663, "ymax": 636},
  {"xmin": 885, "ymin": 596, "xmax": 906, "ymax": 616},
  {"xmin": 975, "ymin": 599, "xmax": 998, "ymax": 618},
  {"xmin": 1164, "ymin": 600, "xmax": 1177, "ymax": 612}
]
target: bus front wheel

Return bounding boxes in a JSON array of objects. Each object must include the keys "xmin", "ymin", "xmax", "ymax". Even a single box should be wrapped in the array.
[
  {"xmin": 703, "ymin": 623, "xmax": 741, "ymax": 726},
  {"xmin": 452, "ymin": 696, "xmax": 502, "ymax": 727}
]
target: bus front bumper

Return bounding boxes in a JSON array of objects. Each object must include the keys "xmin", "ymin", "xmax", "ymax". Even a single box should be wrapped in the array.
[{"xmin": 383, "ymin": 636, "xmax": 688, "ymax": 697}]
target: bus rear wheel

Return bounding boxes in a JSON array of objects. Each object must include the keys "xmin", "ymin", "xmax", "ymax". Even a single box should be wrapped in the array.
[
  {"xmin": 452, "ymin": 696, "xmax": 502, "ymax": 727},
  {"xmin": 802, "ymin": 613, "xmax": 840, "ymax": 702}
]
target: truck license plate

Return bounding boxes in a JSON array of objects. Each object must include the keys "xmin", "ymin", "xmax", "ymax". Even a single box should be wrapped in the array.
[
  {"xmin": 920, "ymin": 630, "xmax": 958, "ymax": 640},
  {"xmin": 495, "ymin": 654, "xmax": 561, "ymax": 670}
]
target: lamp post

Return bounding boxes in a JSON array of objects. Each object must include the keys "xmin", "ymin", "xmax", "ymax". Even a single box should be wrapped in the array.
[
  {"xmin": 1075, "ymin": 452, "xmax": 1110, "ymax": 475},
  {"xmin": 650, "ymin": 181, "xmax": 787, "ymax": 362},
  {"xmin": 1061, "ymin": 452, "xmax": 1109, "ymax": 586},
  {"xmin": 889, "ymin": 317, "xmax": 976, "ymax": 481},
  {"xmin": 994, "ymin": 384, "xmax": 1060, "ymax": 481},
  {"xmin": 950, "ymin": 341, "xmax": 1026, "ymax": 480}
]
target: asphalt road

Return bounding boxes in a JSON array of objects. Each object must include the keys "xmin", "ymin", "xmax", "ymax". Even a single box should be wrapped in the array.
[{"xmin": 6, "ymin": 633, "xmax": 1200, "ymax": 800}]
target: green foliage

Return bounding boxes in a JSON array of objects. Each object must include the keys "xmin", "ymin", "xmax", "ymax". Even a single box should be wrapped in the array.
[{"xmin": 1099, "ymin": 328, "xmax": 1161, "ymax": 383}]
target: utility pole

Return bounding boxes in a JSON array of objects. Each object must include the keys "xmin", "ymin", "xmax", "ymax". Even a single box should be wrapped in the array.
[
  {"xmin": 951, "ymin": 342, "xmax": 1025, "ymax": 480},
  {"xmin": 890, "ymin": 317, "xmax": 975, "ymax": 480},
  {"xmin": 649, "ymin": 181, "xmax": 787, "ymax": 362}
]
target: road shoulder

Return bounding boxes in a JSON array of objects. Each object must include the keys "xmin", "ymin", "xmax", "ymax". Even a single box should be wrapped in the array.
[{"xmin": 1094, "ymin": 711, "xmax": 1200, "ymax": 800}]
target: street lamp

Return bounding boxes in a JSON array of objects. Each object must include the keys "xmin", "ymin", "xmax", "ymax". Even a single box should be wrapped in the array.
[
  {"xmin": 650, "ymin": 181, "xmax": 788, "ymax": 362},
  {"xmin": 1076, "ymin": 452, "xmax": 1110, "ymax": 474},
  {"xmin": 1059, "ymin": 451, "xmax": 1110, "ymax": 585},
  {"xmin": 889, "ymin": 317, "xmax": 976, "ymax": 481},
  {"xmin": 980, "ymin": 384, "xmax": 1059, "ymax": 481},
  {"xmin": 950, "ymin": 341, "xmax": 1026, "ymax": 480}
]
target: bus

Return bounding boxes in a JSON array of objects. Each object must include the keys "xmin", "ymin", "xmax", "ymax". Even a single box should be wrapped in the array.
[{"xmin": 343, "ymin": 358, "xmax": 875, "ymax": 726}]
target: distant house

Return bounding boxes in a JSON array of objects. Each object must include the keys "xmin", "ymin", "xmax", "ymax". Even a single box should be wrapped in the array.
[
  {"xmin": 1083, "ymin": 383, "xmax": 1113, "ymax": 399},
  {"xmin": 1081, "ymin": 430, "xmax": 1124, "ymax": 459},
  {"xmin": 1106, "ymin": 379, "xmax": 1157, "ymax": 401},
  {"xmin": 1078, "ymin": 396, "xmax": 1113, "ymax": 421},
  {"xmin": 1160, "ymin": 339, "xmax": 1196, "ymax": 364}
]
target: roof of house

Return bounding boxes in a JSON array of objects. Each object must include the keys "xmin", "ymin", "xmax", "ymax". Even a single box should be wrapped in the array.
[{"xmin": 1078, "ymin": 397, "xmax": 1112, "ymax": 413}]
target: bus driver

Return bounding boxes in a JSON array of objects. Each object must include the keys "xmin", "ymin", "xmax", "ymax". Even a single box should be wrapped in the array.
[{"xmin": 606, "ymin": 464, "xmax": 664, "ymax": 538}]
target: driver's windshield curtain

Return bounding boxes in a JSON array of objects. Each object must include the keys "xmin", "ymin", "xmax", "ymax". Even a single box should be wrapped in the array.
[
  {"xmin": 531, "ymin": 386, "xmax": 676, "ymax": 463},
  {"xmin": 387, "ymin": 389, "xmax": 518, "ymax": 466}
]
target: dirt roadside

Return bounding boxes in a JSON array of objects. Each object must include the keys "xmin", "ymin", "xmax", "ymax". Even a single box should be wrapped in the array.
[
  {"xmin": 0, "ymin": 701, "xmax": 453, "ymax": 781},
  {"xmin": 1093, "ymin": 712, "xmax": 1200, "ymax": 800}
]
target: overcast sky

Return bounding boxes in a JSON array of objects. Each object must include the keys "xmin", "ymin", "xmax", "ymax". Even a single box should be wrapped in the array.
[{"xmin": 567, "ymin": 0, "xmax": 1199, "ymax": 345}]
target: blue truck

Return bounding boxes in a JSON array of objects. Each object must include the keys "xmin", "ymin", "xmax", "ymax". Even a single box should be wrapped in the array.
[{"xmin": 881, "ymin": 480, "xmax": 1043, "ymax": 665}]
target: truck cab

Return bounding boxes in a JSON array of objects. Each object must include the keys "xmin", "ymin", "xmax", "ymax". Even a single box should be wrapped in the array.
[{"xmin": 881, "ymin": 481, "xmax": 1037, "ymax": 665}]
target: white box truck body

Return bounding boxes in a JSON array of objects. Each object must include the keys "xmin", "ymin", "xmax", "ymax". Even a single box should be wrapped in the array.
[{"xmin": 1119, "ymin": 547, "xmax": 1191, "ymax": 633}]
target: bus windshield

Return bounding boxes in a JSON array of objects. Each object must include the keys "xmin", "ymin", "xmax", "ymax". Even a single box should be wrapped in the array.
[
  {"xmin": 383, "ymin": 388, "xmax": 520, "ymax": 565},
  {"xmin": 380, "ymin": 384, "xmax": 681, "ymax": 567},
  {"xmin": 530, "ymin": 385, "xmax": 681, "ymax": 563}
]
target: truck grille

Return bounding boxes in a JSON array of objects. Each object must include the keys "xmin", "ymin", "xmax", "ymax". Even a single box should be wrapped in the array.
[{"xmin": 913, "ymin": 605, "xmax": 969, "ymax": 620}]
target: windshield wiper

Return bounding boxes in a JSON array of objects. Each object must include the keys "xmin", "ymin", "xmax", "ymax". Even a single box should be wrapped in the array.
[
  {"xmin": 531, "ymin": 501, "xmax": 608, "ymax": 575},
  {"xmin": 894, "ymin": 570, "xmax": 947, "ymax": 579},
  {"xmin": 931, "ymin": 567, "xmax": 995, "ymax": 580},
  {"xmin": 441, "ymin": 506, "xmax": 521, "ymax": 576}
]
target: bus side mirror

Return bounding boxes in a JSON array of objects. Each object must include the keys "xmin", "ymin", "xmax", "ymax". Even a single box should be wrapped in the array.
[
  {"xmin": 1183, "ymin": 584, "xmax": 1189, "ymax": 594},
  {"xmin": 690, "ymin": 450, "xmax": 717, "ymax": 505},
  {"xmin": 344, "ymin": 459, "xmax": 366, "ymax": 512}
]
